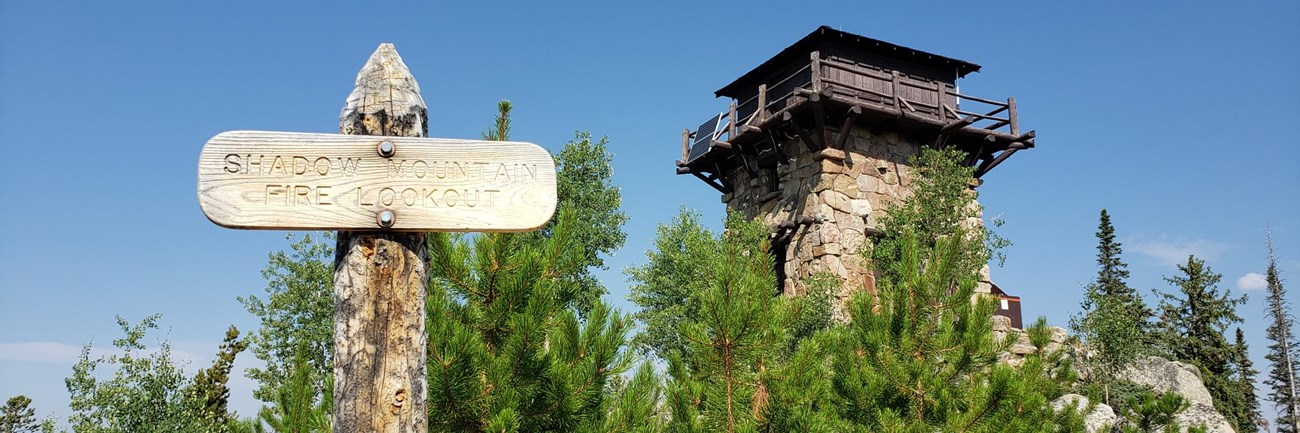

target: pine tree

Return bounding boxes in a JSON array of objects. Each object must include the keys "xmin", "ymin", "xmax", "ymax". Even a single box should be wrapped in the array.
[
  {"xmin": 834, "ymin": 228, "xmax": 1077, "ymax": 432},
  {"xmin": 823, "ymin": 148, "xmax": 1074, "ymax": 431},
  {"xmin": 662, "ymin": 212, "xmax": 782, "ymax": 433},
  {"xmin": 1264, "ymin": 230, "xmax": 1300, "ymax": 433},
  {"xmin": 1156, "ymin": 255, "xmax": 1247, "ymax": 429},
  {"xmin": 257, "ymin": 346, "xmax": 331, "ymax": 433},
  {"xmin": 423, "ymin": 102, "xmax": 657, "ymax": 432},
  {"xmin": 0, "ymin": 395, "xmax": 39, "ymax": 433},
  {"xmin": 659, "ymin": 213, "xmax": 839, "ymax": 433}
]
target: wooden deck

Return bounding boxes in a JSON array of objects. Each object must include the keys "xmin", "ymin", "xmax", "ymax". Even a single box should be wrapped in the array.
[{"xmin": 677, "ymin": 50, "xmax": 1035, "ymax": 190}]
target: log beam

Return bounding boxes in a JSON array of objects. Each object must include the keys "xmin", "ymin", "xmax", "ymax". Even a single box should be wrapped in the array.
[
  {"xmin": 975, "ymin": 148, "xmax": 1019, "ymax": 179},
  {"xmin": 691, "ymin": 171, "xmax": 728, "ymax": 193},
  {"xmin": 784, "ymin": 111, "xmax": 822, "ymax": 152},
  {"xmin": 834, "ymin": 106, "xmax": 861, "ymax": 149}
]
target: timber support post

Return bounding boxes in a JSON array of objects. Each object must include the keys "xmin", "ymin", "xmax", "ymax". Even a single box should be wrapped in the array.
[{"xmin": 333, "ymin": 43, "xmax": 429, "ymax": 432}]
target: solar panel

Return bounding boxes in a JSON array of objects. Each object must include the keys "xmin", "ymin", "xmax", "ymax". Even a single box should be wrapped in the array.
[
  {"xmin": 688, "ymin": 113, "xmax": 723, "ymax": 163},
  {"xmin": 694, "ymin": 113, "xmax": 722, "ymax": 148},
  {"xmin": 688, "ymin": 141, "xmax": 711, "ymax": 162}
]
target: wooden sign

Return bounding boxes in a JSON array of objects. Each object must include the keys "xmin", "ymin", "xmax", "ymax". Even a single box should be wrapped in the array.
[{"xmin": 198, "ymin": 130, "xmax": 557, "ymax": 231}]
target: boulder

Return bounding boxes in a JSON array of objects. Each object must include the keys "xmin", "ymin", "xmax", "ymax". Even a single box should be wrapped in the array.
[
  {"xmin": 1175, "ymin": 401, "xmax": 1236, "ymax": 433},
  {"xmin": 1121, "ymin": 356, "xmax": 1213, "ymax": 406},
  {"xmin": 1051, "ymin": 394, "xmax": 1116, "ymax": 433},
  {"xmin": 1120, "ymin": 356, "xmax": 1235, "ymax": 433}
]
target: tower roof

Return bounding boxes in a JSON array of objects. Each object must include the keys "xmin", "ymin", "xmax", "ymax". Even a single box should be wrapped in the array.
[{"xmin": 715, "ymin": 26, "xmax": 982, "ymax": 99}]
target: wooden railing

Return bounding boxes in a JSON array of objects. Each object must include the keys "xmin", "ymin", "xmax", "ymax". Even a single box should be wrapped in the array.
[{"xmin": 683, "ymin": 51, "xmax": 1022, "ymax": 164}]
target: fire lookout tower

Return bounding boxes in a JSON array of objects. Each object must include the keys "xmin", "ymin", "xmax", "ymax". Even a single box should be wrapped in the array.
[{"xmin": 675, "ymin": 26, "xmax": 1034, "ymax": 320}]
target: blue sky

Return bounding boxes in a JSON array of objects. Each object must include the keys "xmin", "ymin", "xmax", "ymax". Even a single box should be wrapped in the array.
[{"xmin": 2, "ymin": 0, "xmax": 1297, "ymax": 426}]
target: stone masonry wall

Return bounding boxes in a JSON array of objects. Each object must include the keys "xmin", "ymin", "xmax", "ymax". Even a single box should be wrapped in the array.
[{"xmin": 721, "ymin": 126, "xmax": 991, "ymax": 320}]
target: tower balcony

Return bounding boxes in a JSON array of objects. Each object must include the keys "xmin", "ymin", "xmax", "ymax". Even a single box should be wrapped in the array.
[{"xmin": 675, "ymin": 26, "xmax": 1036, "ymax": 194}]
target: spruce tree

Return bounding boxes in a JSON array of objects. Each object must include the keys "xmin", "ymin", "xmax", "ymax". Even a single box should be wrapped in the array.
[
  {"xmin": 1263, "ymin": 231, "xmax": 1300, "ymax": 433},
  {"xmin": 1088, "ymin": 210, "xmax": 1152, "ymax": 330},
  {"xmin": 1156, "ymin": 255, "xmax": 1247, "ymax": 429},
  {"xmin": 1227, "ymin": 328, "xmax": 1264, "ymax": 432}
]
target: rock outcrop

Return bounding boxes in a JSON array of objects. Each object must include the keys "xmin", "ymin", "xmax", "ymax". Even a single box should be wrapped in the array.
[
  {"xmin": 1051, "ymin": 394, "xmax": 1117, "ymax": 433},
  {"xmin": 1120, "ymin": 356, "xmax": 1236, "ymax": 433},
  {"xmin": 1000, "ymin": 322, "xmax": 1235, "ymax": 433},
  {"xmin": 991, "ymin": 315, "xmax": 1068, "ymax": 367}
]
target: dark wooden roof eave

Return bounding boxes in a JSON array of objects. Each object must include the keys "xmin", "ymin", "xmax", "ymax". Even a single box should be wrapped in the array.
[{"xmin": 715, "ymin": 26, "xmax": 983, "ymax": 99}]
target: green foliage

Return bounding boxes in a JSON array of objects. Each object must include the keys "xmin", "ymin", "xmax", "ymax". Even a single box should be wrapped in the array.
[
  {"xmin": 1, "ymin": 395, "xmax": 39, "ymax": 433},
  {"xmin": 546, "ymin": 131, "xmax": 629, "ymax": 313},
  {"xmin": 227, "ymin": 417, "xmax": 263, "ymax": 433},
  {"xmin": 628, "ymin": 208, "xmax": 718, "ymax": 359},
  {"xmin": 1264, "ymin": 232, "xmax": 1300, "ymax": 433},
  {"xmin": 870, "ymin": 148, "xmax": 992, "ymax": 281},
  {"xmin": 1087, "ymin": 210, "xmax": 1152, "ymax": 327},
  {"xmin": 595, "ymin": 363, "xmax": 664, "ymax": 433},
  {"xmin": 256, "ymin": 346, "xmax": 331, "ymax": 433},
  {"xmin": 425, "ymin": 108, "xmax": 650, "ymax": 432},
  {"xmin": 628, "ymin": 208, "xmax": 835, "ymax": 363},
  {"xmin": 640, "ymin": 148, "xmax": 1094, "ymax": 432},
  {"xmin": 64, "ymin": 315, "xmax": 204, "ymax": 432},
  {"xmin": 1117, "ymin": 390, "xmax": 1188, "ymax": 433},
  {"xmin": 660, "ymin": 213, "xmax": 807, "ymax": 433},
  {"xmin": 238, "ymin": 232, "xmax": 335, "ymax": 403},
  {"xmin": 785, "ymin": 272, "xmax": 835, "ymax": 349},
  {"xmin": 1071, "ymin": 289, "xmax": 1147, "ymax": 406},
  {"xmin": 827, "ymin": 148, "xmax": 1082, "ymax": 432},
  {"xmin": 653, "ymin": 213, "xmax": 854, "ymax": 433},
  {"xmin": 426, "ymin": 209, "xmax": 658, "ymax": 432},
  {"xmin": 190, "ymin": 326, "xmax": 250, "ymax": 426},
  {"xmin": 481, "ymin": 100, "xmax": 513, "ymax": 141},
  {"xmin": 1155, "ymin": 255, "xmax": 1248, "ymax": 430},
  {"xmin": 833, "ymin": 231, "xmax": 1073, "ymax": 432},
  {"xmin": 1224, "ymin": 328, "xmax": 1264, "ymax": 432},
  {"xmin": 488, "ymin": 99, "xmax": 628, "ymax": 313}
]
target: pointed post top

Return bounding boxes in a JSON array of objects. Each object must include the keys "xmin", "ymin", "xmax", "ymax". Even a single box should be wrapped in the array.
[{"xmin": 340, "ymin": 43, "xmax": 427, "ymax": 137}]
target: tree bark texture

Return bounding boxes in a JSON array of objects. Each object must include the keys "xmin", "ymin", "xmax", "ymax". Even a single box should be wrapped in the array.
[{"xmin": 333, "ymin": 43, "xmax": 429, "ymax": 433}]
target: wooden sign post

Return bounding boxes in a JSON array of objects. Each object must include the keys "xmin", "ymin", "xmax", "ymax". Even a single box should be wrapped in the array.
[{"xmin": 197, "ymin": 44, "xmax": 556, "ymax": 432}]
